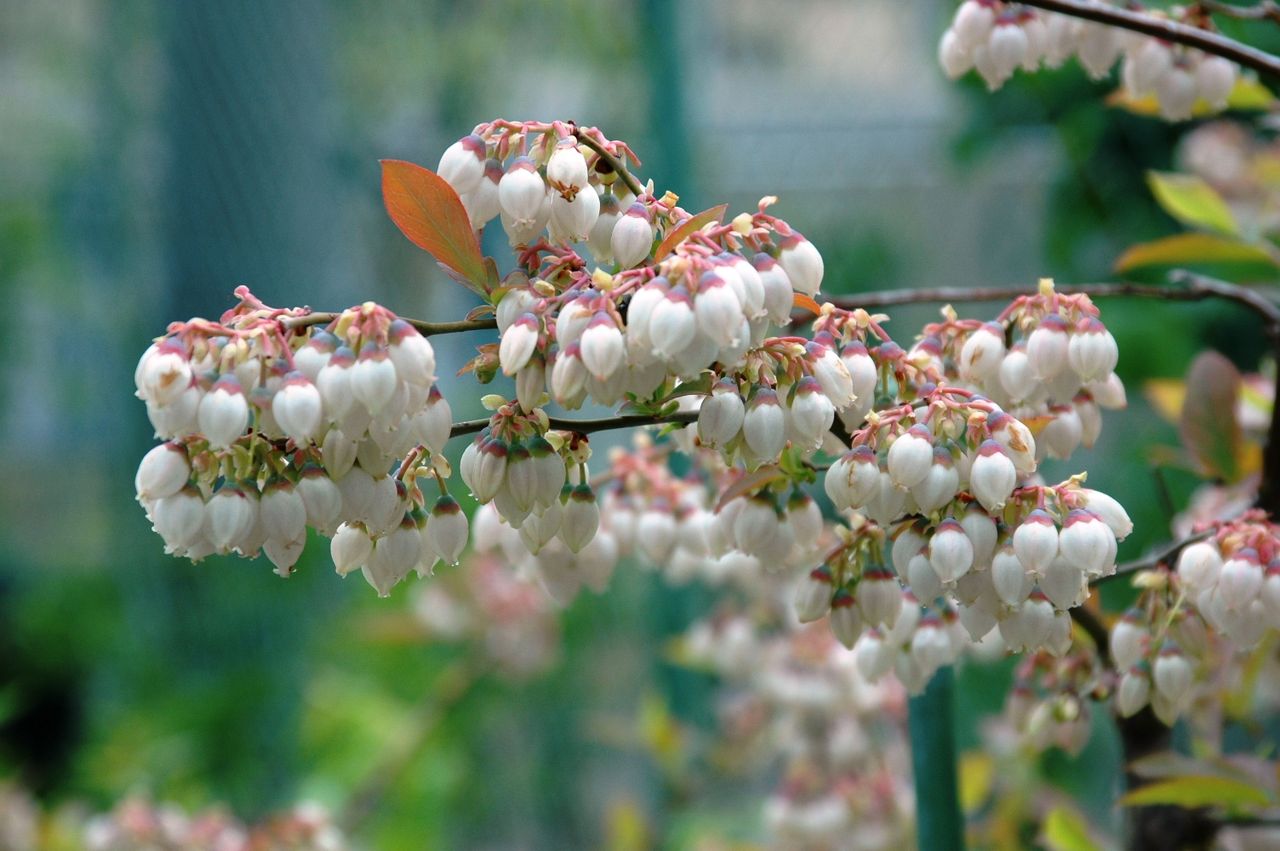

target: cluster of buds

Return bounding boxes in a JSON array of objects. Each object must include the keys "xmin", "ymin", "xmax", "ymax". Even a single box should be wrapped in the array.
[
  {"xmin": 83, "ymin": 797, "xmax": 347, "ymax": 851},
  {"xmin": 940, "ymin": 1, "xmax": 1239, "ymax": 121},
  {"xmin": 1108, "ymin": 511, "xmax": 1280, "ymax": 724},
  {"xmin": 1002, "ymin": 648, "xmax": 1102, "ymax": 756},
  {"xmin": 411, "ymin": 554, "xmax": 561, "ymax": 678},
  {"xmin": 134, "ymin": 288, "xmax": 471, "ymax": 594}
]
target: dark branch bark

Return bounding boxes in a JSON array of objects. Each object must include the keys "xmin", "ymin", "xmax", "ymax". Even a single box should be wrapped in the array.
[
  {"xmin": 448, "ymin": 409, "xmax": 700, "ymax": 440},
  {"xmin": 282, "ymin": 313, "xmax": 496, "ymax": 336},
  {"xmin": 1018, "ymin": 0, "xmax": 1280, "ymax": 78}
]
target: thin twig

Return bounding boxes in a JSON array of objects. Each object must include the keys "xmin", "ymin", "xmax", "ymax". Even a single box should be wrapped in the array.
[
  {"xmin": 1017, "ymin": 0, "xmax": 1280, "ymax": 78},
  {"xmin": 1195, "ymin": 0, "xmax": 1280, "ymax": 25},
  {"xmin": 281, "ymin": 312, "xmax": 496, "ymax": 336},
  {"xmin": 448, "ymin": 409, "xmax": 700, "ymax": 440},
  {"xmin": 572, "ymin": 128, "xmax": 645, "ymax": 199}
]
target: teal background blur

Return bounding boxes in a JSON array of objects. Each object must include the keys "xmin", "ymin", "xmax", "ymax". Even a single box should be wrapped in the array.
[{"xmin": 1, "ymin": 0, "xmax": 1271, "ymax": 847}]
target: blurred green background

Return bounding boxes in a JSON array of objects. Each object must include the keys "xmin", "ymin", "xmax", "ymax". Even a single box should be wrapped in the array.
[{"xmin": 1, "ymin": 0, "xmax": 1273, "ymax": 847}]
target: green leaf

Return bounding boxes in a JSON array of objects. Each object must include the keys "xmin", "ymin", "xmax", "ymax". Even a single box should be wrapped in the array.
[
  {"xmin": 654, "ymin": 204, "xmax": 729, "ymax": 260},
  {"xmin": 1180, "ymin": 351, "xmax": 1243, "ymax": 482},
  {"xmin": 1114, "ymin": 233, "xmax": 1279, "ymax": 272},
  {"xmin": 1147, "ymin": 171, "xmax": 1239, "ymax": 236},
  {"xmin": 1227, "ymin": 76, "xmax": 1277, "ymax": 110},
  {"xmin": 1041, "ymin": 806, "xmax": 1102, "ymax": 851},
  {"xmin": 1119, "ymin": 775, "xmax": 1271, "ymax": 810},
  {"xmin": 380, "ymin": 159, "xmax": 489, "ymax": 295}
]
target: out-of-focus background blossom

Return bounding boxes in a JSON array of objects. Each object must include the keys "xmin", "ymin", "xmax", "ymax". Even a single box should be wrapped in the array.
[{"xmin": 4, "ymin": 0, "xmax": 1279, "ymax": 847}]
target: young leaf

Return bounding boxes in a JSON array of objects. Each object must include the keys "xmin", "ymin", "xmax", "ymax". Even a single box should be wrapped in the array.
[
  {"xmin": 654, "ymin": 204, "xmax": 729, "ymax": 260},
  {"xmin": 1180, "ymin": 351, "xmax": 1243, "ymax": 482},
  {"xmin": 1146, "ymin": 171, "xmax": 1239, "ymax": 237},
  {"xmin": 1114, "ymin": 233, "xmax": 1279, "ymax": 272},
  {"xmin": 715, "ymin": 465, "xmax": 786, "ymax": 512},
  {"xmin": 380, "ymin": 160, "xmax": 489, "ymax": 295},
  {"xmin": 793, "ymin": 292, "xmax": 822, "ymax": 316},
  {"xmin": 1118, "ymin": 775, "xmax": 1270, "ymax": 810},
  {"xmin": 1041, "ymin": 806, "xmax": 1102, "ymax": 851}
]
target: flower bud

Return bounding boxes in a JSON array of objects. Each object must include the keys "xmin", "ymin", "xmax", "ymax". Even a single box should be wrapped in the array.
[
  {"xmin": 911, "ymin": 448, "xmax": 959, "ymax": 515},
  {"xmin": 939, "ymin": 28, "xmax": 974, "ymax": 79},
  {"xmin": 858, "ymin": 564, "xmax": 903, "ymax": 628},
  {"xmin": 908, "ymin": 548, "xmax": 943, "ymax": 603},
  {"xmin": 991, "ymin": 544, "xmax": 1031, "ymax": 606},
  {"xmin": 960, "ymin": 504, "xmax": 999, "ymax": 568},
  {"xmin": 1157, "ymin": 65, "xmax": 1197, "ymax": 122},
  {"xmin": 331, "ymin": 522, "xmax": 373, "ymax": 576},
  {"xmin": 1026, "ymin": 313, "xmax": 1070, "ymax": 381},
  {"xmin": 969, "ymin": 440, "xmax": 1017, "ymax": 512},
  {"xmin": 648, "ymin": 287, "xmax": 696, "ymax": 361},
  {"xmin": 698, "ymin": 379, "xmax": 745, "ymax": 448},
  {"xmin": 498, "ymin": 156, "xmax": 547, "ymax": 226},
  {"xmin": 205, "ymin": 483, "xmax": 257, "ymax": 552},
  {"xmin": 959, "ymin": 322, "xmax": 1005, "ymax": 382},
  {"xmin": 777, "ymin": 233, "xmax": 823, "ymax": 297},
  {"xmin": 437, "ymin": 134, "xmax": 486, "ymax": 195},
  {"xmin": 546, "ymin": 140, "xmax": 589, "ymax": 197},
  {"xmin": 261, "ymin": 479, "xmax": 307, "ymax": 544},
  {"xmin": 550, "ymin": 187, "xmax": 600, "ymax": 243},
  {"xmin": 499, "ymin": 313, "xmax": 540, "ymax": 377},
  {"xmin": 560, "ymin": 484, "xmax": 600, "ymax": 553},
  {"xmin": 1117, "ymin": 665, "xmax": 1152, "ymax": 718},
  {"xmin": 470, "ymin": 437, "xmax": 508, "ymax": 503},
  {"xmin": 425, "ymin": 495, "xmax": 468, "ymax": 566},
  {"xmin": 198, "ymin": 374, "xmax": 250, "ymax": 450},
  {"xmin": 754, "ymin": 254, "xmax": 794, "ymax": 324},
  {"xmin": 829, "ymin": 588, "xmax": 863, "ymax": 649},
  {"xmin": 743, "ymin": 388, "xmax": 787, "ymax": 461},
  {"xmin": 519, "ymin": 502, "xmax": 562, "ymax": 555},
  {"xmin": 1152, "ymin": 643, "xmax": 1192, "ymax": 704},
  {"xmin": 1196, "ymin": 56, "xmax": 1236, "ymax": 110},
  {"xmin": 579, "ymin": 312, "xmax": 625, "ymax": 381},
  {"xmin": 351, "ymin": 343, "xmax": 398, "ymax": 415},
  {"xmin": 887, "ymin": 424, "xmax": 933, "ymax": 489},
  {"xmin": 1067, "ymin": 317, "xmax": 1118, "ymax": 382},
  {"xmin": 998, "ymin": 344, "xmax": 1037, "ymax": 402},
  {"xmin": 824, "ymin": 445, "xmax": 880, "ymax": 510},
  {"xmin": 152, "ymin": 485, "xmax": 206, "ymax": 552},
  {"xmin": 1040, "ymin": 556, "xmax": 1085, "ymax": 610},
  {"xmin": 929, "ymin": 518, "xmax": 975, "ymax": 584},
  {"xmin": 1077, "ymin": 488, "xmax": 1132, "ymax": 541},
  {"xmin": 273, "ymin": 373, "xmax": 323, "ymax": 445},
  {"xmin": 637, "ymin": 507, "xmax": 677, "ymax": 566},
  {"xmin": 976, "ymin": 20, "xmax": 1028, "ymax": 90},
  {"xmin": 297, "ymin": 465, "xmax": 342, "ymax": 533},
  {"xmin": 316, "ymin": 346, "xmax": 355, "ymax": 423},
  {"xmin": 1058, "ymin": 509, "xmax": 1115, "ymax": 577},
  {"xmin": 587, "ymin": 192, "xmax": 620, "ymax": 263},
  {"xmin": 528, "ymin": 435, "xmax": 566, "ymax": 508},
  {"xmin": 611, "ymin": 203, "xmax": 653, "ymax": 269},
  {"xmin": 388, "ymin": 320, "xmax": 436, "ymax": 388},
  {"xmin": 795, "ymin": 564, "xmax": 835, "ymax": 623},
  {"xmin": 1012, "ymin": 509, "xmax": 1058, "ymax": 575},
  {"xmin": 551, "ymin": 343, "xmax": 588, "ymax": 407},
  {"xmin": 1111, "ymin": 608, "xmax": 1148, "ymax": 671},
  {"xmin": 136, "ymin": 442, "xmax": 191, "ymax": 501},
  {"xmin": 787, "ymin": 376, "xmax": 835, "ymax": 451},
  {"xmin": 954, "ymin": 0, "xmax": 996, "ymax": 46},
  {"xmin": 1219, "ymin": 547, "xmax": 1263, "ymax": 611}
]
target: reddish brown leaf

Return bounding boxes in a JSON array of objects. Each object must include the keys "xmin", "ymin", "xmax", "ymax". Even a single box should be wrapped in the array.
[
  {"xmin": 1179, "ymin": 350, "xmax": 1243, "ymax": 481},
  {"xmin": 655, "ymin": 204, "xmax": 729, "ymax": 260},
  {"xmin": 380, "ymin": 160, "xmax": 488, "ymax": 295},
  {"xmin": 715, "ymin": 465, "xmax": 786, "ymax": 512},
  {"xmin": 792, "ymin": 293, "xmax": 822, "ymax": 316}
]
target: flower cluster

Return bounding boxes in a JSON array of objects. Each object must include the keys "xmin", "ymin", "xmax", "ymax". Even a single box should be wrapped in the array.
[
  {"xmin": 134, "ymin": 287, "xmax": 469, "ymax": 594},
  {"xmin": 940, "ymin": 1, "xmax": 1240, "ymax": 121},
  {"xmin": 1001, "ymin": 647, "xmax": 1102, "ymax": 756},
  {"xmin": 1105, "ymin": 511, "xmax": 1280, "ymax": 725}
]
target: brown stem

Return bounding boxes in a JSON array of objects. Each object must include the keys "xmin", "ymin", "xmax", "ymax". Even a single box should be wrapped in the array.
[
  {"xmin": 572, "ymin": 128, "xmax": 646, "ymax": 199},
  {"xmin": 281, "ymin": 313, "xmax": 496, "ymax": 336},
  {"xmin": 1017, "ymin": 0, "xmax": 1280, "ymax": 78},
  {"xmin": 448, "ymin": 409, "xmax": 700, "ymax": 440},
  {"xmin": 1194, "ymin": 0, "xmax": 1280, "ymax": 25}
]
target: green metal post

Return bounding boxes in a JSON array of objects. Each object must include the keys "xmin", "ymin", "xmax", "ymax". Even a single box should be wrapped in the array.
[{"xmin": 908, "ymin": 666, "xmax": 966, "ymax": 850}]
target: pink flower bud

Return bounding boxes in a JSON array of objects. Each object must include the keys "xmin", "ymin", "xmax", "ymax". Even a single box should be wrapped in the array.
[
  {"xmin": 1152, "ymin": 643, "xmax": 1192, "ymax": 704},
  {"xmin": 561, "ymin": 484, "xmax": 600, "ymax": 553},
  {"xmin": 135, "ymin": 442, "xmax": 190, "ymax": 501},
  {"xmin": 733, "ymin": 495, "xmax": 787, "ymax": 560},
  {"xmin": 698, "ymin": 378, "xmax": 745, "ymax": 448},
  {"xmin": 519, "ymin": 502, "xmax": 563, "ymax": 555},
  {"xmin": 550, "ymin": 343, "xmax": 588, "ymax": 407},
  {"xmin": 858, "ymin": 564, "xmax": 903, "ymax": 628},
  {"xmin": 1219, "ymin": 547, "xmax": 1264, "ymax": 610},
  {"xmin": 938, "ymin": 28, "xmax": 974, "ymax": 80},
  {"xmin": 753, "ymin": 254, "xmax": 794, "ymax": 324},
  {"xmin": 911, "ymin": 447, "xmax": 959, "ymax": 515},
  {"xmin": 824, "ymin": 445, "xmax": 880, "ymax": 510},
  {"xmin": 743, "ymin": 388, "xmax": 787, "ymax": 461},
  {"xmin": 331, "ymin": 521, "xmax": 372, "ymax": 576},
  {"xmin": 787, "ymin": 376, "xmax": 835, "ymax": 451},
  {"xmin": 261, "ymin": 479, "xmax": 307, "ymax": 544},
  {"xmin": 546, "ymin": 139, "xmax": 589, "ymax": 197},
  {"xmin": 1088, "ymin": 372, "xmax": 1127, "ymax": 409},
  {"xmin": 528, "ymin": 435, "xmax": 566, "ymax": 509},
  {"xmin": 499, "ymin": 313, "xmax": 540, "ymax": 377},
  {"xmin": 1012, "ymin": 509, "xmax": 1058, "ymax": 575},
  {"xmin": 954, "ymin": 0, "xmax": 996, "ymax": 46},
  {"xmin": 1196, "ymin": 56, "xmax": 1236, "ymax": 109},
  {"xmin": 1077, "ymin": 488, "xmax": 1132, "ymax": 540},
  {"xmin": 887, "ymin": 424, "xmax": 933, "ymax": 489},
  {"xmin": 587, "ymin": 192, "xmax": 621, "ymax": 262},
  {"xmin": 550, "ymin": 186, "xmax": 600, "ymax": 243},
  {"xmin": 152, "ymin": 484, "xmax": 206, "ymax": 553},
  {"xmin": 694, "ymin": 272, "xmax": 745, "ymax": 348},
  {"xmin": 991, "ymin": 544, "xmax": 1031, "ymax": 606},
  {"xmin": 198, "ymin": 374, "xmax": 250, "ymax": 450},
  {"xmin": 908, "ymin": 547, "xmax": 943, "ymax": 602},
  {"xmin": 1067, "ymin": 317, "xmax": 1118, "ymax": 382},
  {"xmin": 273, "ymin": 373, "xmax": 323, "ymax": 445},
  {"xmin": 648, "ymin": 287, "xmax": 696, "ymax": 361},
  {"xmin": 777, "ymin": 233, "xmax": 823, "ymax": 297},
  {"xmin": 316, "ymin": 345, "xmax": 355, "ymax": 422},
  {"xmin": 611, "ymin": 203, "xmax": 653, "ymax": 269},
  {"xmin": 795, "ymin": 564, "xmax": 835, "ymax": 623},
  {"xmin": 637, "ymin": 507, "xmax": 677, "ymax": 565},
  {"xmin": 426, "ymin": 495, "xmax": 468, "ymax": 566},
  {"xmin": 961, "ymin": 504, "xmax": 999, "ymax": 568},
  {"xmin": 1117, "ymin": 664, "xmax": 1152, "ymax": 718},
  {"xmin": 409, "ymin": 386, "xmax": 453, "ymax": 453},
  {"xmin": 998, "ymin": 343, "xmax": 1037, "ymax": 402},
  {"xmin": 959, "ymin": 322, "xmax": 1006, "ymax": 382},
  {"xmin": 437, "ymin": 134, "xmax": 486, "ymax": 195},
  {"xmin": 137, "ymin": 338, "xmax": 193, "ymax": 407},
  {"xmin": 388, "ymin": 320, "xmax": 436, "ymax": 388},
  {"xmin": 579, "ymin": 312, "xmax": 625, "ymax": 381},
  {"xmin": 864, "ymin": 470, "xmax": 909, "ymax": 527},
  {"xmin": 461, "ymin": 158, "xmax": 503, "ymax": 229},
  {"xmin": 1111, "ymin": 607, "xmax": 1148, "ymax": 671},
  {"xmin": 295, "ymin": 330, "xmax": 336, "ymax": 382},
  {"xmin": 985, "ymin": 411, "xmax": 1037, "ymax": 476},
  {"xmin": 929, "ymin": 518, "xmax": 975, "ymax": 584},
  {"xmin": 969, "ymin": 440, "xmax": 1016, "ymax": 512},
  {"xmin": 498, "ymin": 156, "xmax": 547, "ymax": 226},
  {"xmin": 350, "ymin": 343, "xmax": 398, "ymax": 416},
  {"xmin": 828, "ymin": 588, "xmax": 863, "ymax": 649},
  {"xmin": 205, "ymin": 483, "xmax": 257, "ymax": 553},
  {"xmin": 296, "ymin": 465, "xmax": 341, "ymax": 534},
  {"xmin": 911, "ymin": 613, "xmax": 954, "ymax": 673},
  {"xmin": 1058, "ymin": 509, "xmax": 1115, "ymax": 577},
  {"xmin": 1026, "ymin": 313, "xmax": 1070, "ymax": 381},
  {"xmin": 470, "ymin": 437, "xmax": 508, "ymax": 504},
  {"xmin": 976, "ymin": 19, "xmax": 1028, "ymax": 90},
  {"xmin": 1040, "ymin": 555, "xmax": 1085, "ymax": 610},
  {"xmin": 892, "ymin": 523, "xmax": 928, "ymax": 576}
]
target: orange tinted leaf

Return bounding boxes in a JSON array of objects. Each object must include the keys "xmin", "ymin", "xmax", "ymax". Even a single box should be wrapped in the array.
[
  {"xmin": 793, "ymin": 293, "xmax": 822, "ymax": 316},
  {"xmin": 1114, "ymin": 233, "xmax": 1279, "ymax": 272},
  {"xmin": 655, "ymin": 204, "xmax": 729, "ymax": 260},
  {"xmin": 1180, "ymin": 351, "xmax": 1243, "ymax": 481},
  {"xmin": 380, "ymin": 160, "xmax": 488, "ymax": 295}
]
